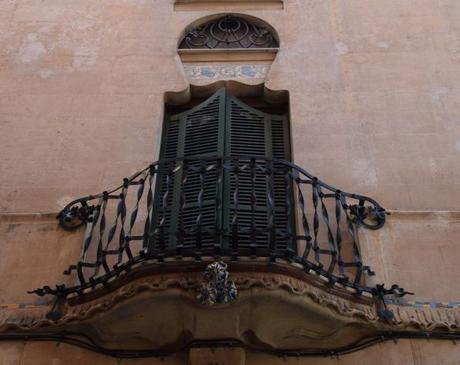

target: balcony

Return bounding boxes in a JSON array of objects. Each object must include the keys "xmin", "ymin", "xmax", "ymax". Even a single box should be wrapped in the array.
[
  {"xmin": 17, "ymin": 155, "xmax": 436, "ymax": 356},
  {"xmin": 31, "ymin": 155, "xmax": 400, "ymax": 300}
]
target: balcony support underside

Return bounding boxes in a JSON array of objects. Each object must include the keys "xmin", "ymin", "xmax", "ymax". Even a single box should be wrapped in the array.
[{"xmin": 2, "ymin": 265, "xmax": 460, "ymax": 355}]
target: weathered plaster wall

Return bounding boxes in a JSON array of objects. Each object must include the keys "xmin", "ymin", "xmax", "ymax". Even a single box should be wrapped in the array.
[
  {"xmin": 1, "ymin": 0, "xmax": 460, "ymax": 364},
  {"xmin": 0, "ymin": 214, "xmax": 81, "ymax": 305},
  {"xmin": 361, "ymin": 211, "xmax": 460, "ymax": 303},
  {"xmin": 1, "ymin": 0, "xmax": 459, "ymax": 212}
]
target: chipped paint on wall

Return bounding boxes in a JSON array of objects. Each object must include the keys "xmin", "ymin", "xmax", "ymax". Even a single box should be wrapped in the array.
[
  {"xmin": 14, "ymin": 18, "xmax": 104, "ymax": 76},
  {"xmin": 16, "ymin": 33, "xmax": 47, "ymax": 64}
]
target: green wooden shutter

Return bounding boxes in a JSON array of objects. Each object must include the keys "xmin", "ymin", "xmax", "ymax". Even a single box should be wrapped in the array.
[
  {"xmin": 152, "ymin": 89, "xmax": 294, "ymax": 254},
  {"xmin": 150, "ymin": 89, "xmax": 226, "ymax": 251},
  {"xmin": 223, "ymin": 95, "xmax": 294, "ymax": 252}
]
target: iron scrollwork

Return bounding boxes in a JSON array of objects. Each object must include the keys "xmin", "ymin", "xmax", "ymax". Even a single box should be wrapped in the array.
[
  {"xmin": 349, "ymin": 203, "xmax": 388, "ymax": 230},
  {"xmin": 179, "ymin": 15, "xmax": 279, "ymax": 50},
  {"xmin": 57, "ymin": 198, "xmax": 97, "ymax": 231}
]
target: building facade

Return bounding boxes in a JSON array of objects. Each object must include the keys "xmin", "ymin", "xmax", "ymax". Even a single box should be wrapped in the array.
[{"xmin": 1, "ymin": 0, "xmax": 460, "ymax": 364}]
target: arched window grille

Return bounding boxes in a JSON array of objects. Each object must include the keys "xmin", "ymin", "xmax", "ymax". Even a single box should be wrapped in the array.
[{"xmin": 178, "ymin": 15, "xmax": 279, "ymax": 50}]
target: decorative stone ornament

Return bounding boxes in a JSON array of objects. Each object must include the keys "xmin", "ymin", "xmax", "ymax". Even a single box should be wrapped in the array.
[{"xmin": 197, "ymin": 261, "xmax": 238, "ymax": 305}]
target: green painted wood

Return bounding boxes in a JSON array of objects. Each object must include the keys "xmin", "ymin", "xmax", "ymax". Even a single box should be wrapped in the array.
[
  {"xmin": 149, "ymin": 89, "xmax": 226, "ymax": 251},
  {"xmin": 151, "ymin": 89, "xmax": 294, "ymax": 253},
  {"xmin": 223, "ymin": 94, "xmax": 294, "ymax": 252}
]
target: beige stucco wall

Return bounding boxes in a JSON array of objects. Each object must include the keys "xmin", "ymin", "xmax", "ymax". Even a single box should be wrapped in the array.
[
  {"xmin": 360, "ymin": 211, "xmax": 460, "ymax": 302},
  {"xmin": 1, "ymin": 0, "xmax": 460, "ymax": 363},
  {"xmin": 1, "ymin": 0, "xmax": 459, "ymax": 213}
]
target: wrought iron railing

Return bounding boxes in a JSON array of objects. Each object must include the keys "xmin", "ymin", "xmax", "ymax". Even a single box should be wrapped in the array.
[{"xmin": 31, "ymin": 156, "xmax": 409, "ymax": 303}]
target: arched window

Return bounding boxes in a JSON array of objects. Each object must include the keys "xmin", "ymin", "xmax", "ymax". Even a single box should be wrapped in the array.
[
  {"xmin": 159, "ymin": 16, "xmax": 289, "ymax": 253},
  {"xmin": 177, "ymin": 15, "xmax": 279, "ymax": 84},
  {"xmin": 178, "ymin": 15, "xmax": 279, "ymax": 49}
]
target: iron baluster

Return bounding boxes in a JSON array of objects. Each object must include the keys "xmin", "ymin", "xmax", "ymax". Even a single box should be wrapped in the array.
[
  {"xmin": 266, "ymin": 160, "xmax": 276, "ymax": 261},
  {"xmin": 340, "ymin": 194, "xmax": 364, "ymax": 285},
  {"xmin": 116, "ymin": 179, "xmax": 129, "ymax": 266},
  {"xmin": 89, "ymin": 194, "xmax": 108, "ymax": 280},
  {"xmin": 195, "ymin": 160, "xmax": 206, "ymax": 260},
  {"xmin": 231, "ymin": 158, "xmax": 240, "ymax": 260},
  {"xmin": 351, "ymin": 202, "xmax": 366, "ymax": 284},
  {"xmin": 284, "ymin": 167, "xmax": 294, "ymax": 257},
  {"xmin": 213, "ymin": 158, "xmax": 223, "ymax": 256},
  {"xmin": 158, "ymin": 163, "xmax": 174, "ymax": 261},
  {"xmin": 177, "ymin": 160, "xmax": 188, "ymax": 257},
  {"xmin": 100, "ymin": 186, "xmax": 128, "ymax": 275},
  {"xmin": 317, "ymin": 185, "xmax": 337, "ymax": 277},
  {"xmin": 125, "ymin": 174, "xmax": 147, "ymax": 261},
  {"xmin": 295, "ymin": 171, "xmax": 313, "ymax": 265},
  {"xmin": 249, "ymin": 158, "xmax": 257, "ymax": 257},
  {"xmin": 311, "ymin": 179, "xmax": 322, "ymax": 268},
  {"xmin": 72, "ymin": 198, "xmax": 102, "ymax": 289},
  {"xmin": 334, "ymin": 192, "xmax": 346, "ymax": 280},
  {"xmin": 144, "ymin": 165, "xmax": 157, "ymax": 257}
]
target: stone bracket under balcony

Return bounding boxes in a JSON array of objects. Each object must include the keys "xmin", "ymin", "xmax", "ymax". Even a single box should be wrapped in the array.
[{"xmin": 1, "ymin": 263, "xmax": 459, "ymax": 356}]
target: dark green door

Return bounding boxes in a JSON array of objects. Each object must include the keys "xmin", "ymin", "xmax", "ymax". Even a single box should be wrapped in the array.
[{"xmin": 149, "ymin": 88, "xmax": 293, "ymax": 255}]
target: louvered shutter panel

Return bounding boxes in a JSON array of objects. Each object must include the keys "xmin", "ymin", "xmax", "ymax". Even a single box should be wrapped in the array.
[
  {"xmin": 150, "ymin": 89, "xmax": 294, "ymax": 255},
  {"xmin": 149, "ymin": 89, "xmax": 226, "ymax": 252},
  {"xmin": 223, "ymin": 95, "xmax": 294, "ymax": 253}
]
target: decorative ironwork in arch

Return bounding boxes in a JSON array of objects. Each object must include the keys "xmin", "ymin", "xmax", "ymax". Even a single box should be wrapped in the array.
[{"xmin": 178, "ymin": 15, "xmax": 279, "ymax": 50}]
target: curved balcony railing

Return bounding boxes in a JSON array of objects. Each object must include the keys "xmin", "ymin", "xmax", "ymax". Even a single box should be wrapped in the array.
[{"xmin": 30, "ymin": 156, "xmax": 410, "ymax": 303}]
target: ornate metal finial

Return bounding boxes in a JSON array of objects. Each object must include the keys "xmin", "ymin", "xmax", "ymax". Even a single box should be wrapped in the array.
[
  {"xmin": 349, "ymin": 203, "xmax": 387, "ymax": 230},
  {"xmin": 197, "ymin": 261, "xmax": 238, "ymax": 306},
  {"xmin": 57, "ymin": 200, "xmax": 96, "ymax": 231}
]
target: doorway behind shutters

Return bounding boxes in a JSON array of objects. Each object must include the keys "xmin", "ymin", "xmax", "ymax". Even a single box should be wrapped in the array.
[{"xmin": 147, "ymin": 88, "xmax": 295, "ymax": 256}]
